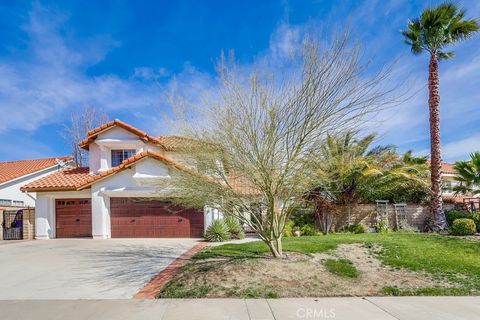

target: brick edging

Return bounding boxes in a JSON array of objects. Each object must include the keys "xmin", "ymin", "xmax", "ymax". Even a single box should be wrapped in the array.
[{"xmin": 133, "ymin": 241, "xmax": 208, "ymax": 299}]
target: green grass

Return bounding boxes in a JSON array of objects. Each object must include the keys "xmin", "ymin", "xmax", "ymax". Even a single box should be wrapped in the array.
[
  {"xmin": 157, "ymin": 281, "xmax": 211, "ymax": 298},
  {"xmin": 194, "ymin": 233, "xmax": 480, "ymax": 295},
  {"xmin": 323, "ymin": 258, "xmax": 359, "ymax": 278}
]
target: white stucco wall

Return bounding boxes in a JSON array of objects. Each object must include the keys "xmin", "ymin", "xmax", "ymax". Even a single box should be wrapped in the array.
[
  {"xmin": 0, "ymin": 166, "xmax": 62, "ymax": 207},
  {"xmin": 35, "ymin": 190, "xmax": 91, "ymax": 239},
  {"xmin": 88, "ymin": 143, "xmax": 101, "ymax": 173},
  {"xmin": 89, "ymin": 158, "xmax": 173, "ymax": 238}
]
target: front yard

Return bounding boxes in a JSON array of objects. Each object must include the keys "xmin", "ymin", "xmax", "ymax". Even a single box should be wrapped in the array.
[{"xmin": 158, "ymin": 233, "xmax": 480, "ymax": 298}]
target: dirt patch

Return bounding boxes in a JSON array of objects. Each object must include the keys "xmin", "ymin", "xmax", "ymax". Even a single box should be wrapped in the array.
[{"xmin": 163, "ymin": 243, "xmax": 455, "ymax": 298}]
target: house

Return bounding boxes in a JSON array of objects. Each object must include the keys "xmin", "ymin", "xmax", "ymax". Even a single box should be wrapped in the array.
[
  {"xmin": 0, "ymin": 157, "xmax": 72, "ymax": 209},
  {"xmin": 21, "ymin": 119, "xmax": 220, "ymax": 239},
  {"xmin": 441, "ymin": 162, "xmax": 460, "ymax": 196},
  {"xmin": 440, "ymin": 162, "xmax": 466, "ymax": 205}
]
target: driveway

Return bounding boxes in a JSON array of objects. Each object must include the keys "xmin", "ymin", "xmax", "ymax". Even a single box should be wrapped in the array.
[{"xmin": 0, "ymin": 239, "xmax": 199, "ymax": 299}]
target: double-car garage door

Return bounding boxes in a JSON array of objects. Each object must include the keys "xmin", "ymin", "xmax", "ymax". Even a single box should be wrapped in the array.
[{"xmin": 55, "ymin": 198, "xmax": 204, "ymax": 238}]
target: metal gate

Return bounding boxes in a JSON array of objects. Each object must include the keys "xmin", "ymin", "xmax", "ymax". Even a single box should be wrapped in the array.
[{"xmin": 2, "ymin": 210, "xmax": 23, "ymax": 240}]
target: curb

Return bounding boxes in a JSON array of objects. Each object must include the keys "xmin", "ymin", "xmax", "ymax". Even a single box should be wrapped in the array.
[{"xmin": 133, "ymin": 241, "xmax": 208, "ymax": 299}]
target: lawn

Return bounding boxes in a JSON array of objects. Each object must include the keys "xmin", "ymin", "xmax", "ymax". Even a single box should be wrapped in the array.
[{"xmin": 158, "ymin": 233, "xmax": 480, "ymax": 298}]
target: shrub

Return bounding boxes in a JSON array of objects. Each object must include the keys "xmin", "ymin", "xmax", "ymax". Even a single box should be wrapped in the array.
[
  {"xmin": 283, "ymin": 220, "xmax": 294, "ymax": 237},
  {"xmin": 205, "ymin": 219, "xmax": 230, "ymax": 242},
  {"xmin": 376, "ymin": 218, "xmax": 390, "ymax": 234},
  {"xmin": 450, "ymin": 218, "xmax": 476, "ymax": 236},
  {"xmin": 224, "ymin": 216, "xmax": 245, "ymax": 239},
  {"xmin": 291, "ymin": 207, "xmax": 315, "ymax": 227},
  {"xmin": 300, "ymin": 223, "xmax": 320, "ymax": 236},
  {"xmin": 446, "ymin": 210, "xmax": 480, "ymax": 231},
  {"xmin": 344, "ymin": 223, "xmax": 367, "ymax": 234}
]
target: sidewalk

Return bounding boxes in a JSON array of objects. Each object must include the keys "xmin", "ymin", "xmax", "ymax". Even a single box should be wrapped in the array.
[{"xmin": 1, "ymin": 296, "xmax": 479, "ymax": 320}]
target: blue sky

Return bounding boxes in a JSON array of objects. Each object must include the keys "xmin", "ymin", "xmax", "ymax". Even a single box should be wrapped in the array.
[{"xmin": 0, "ymin": 0, "xmax": 479, "ymax": 162}]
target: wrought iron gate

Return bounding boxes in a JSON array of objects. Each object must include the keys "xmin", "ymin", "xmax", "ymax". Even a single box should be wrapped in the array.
[{"xmin": 2, "ymin": 210, "xmax": 23, "ymax": 240}]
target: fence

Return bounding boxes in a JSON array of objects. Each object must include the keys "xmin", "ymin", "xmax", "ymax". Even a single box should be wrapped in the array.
[
  {"xmin": 327, "ymin": 203, "xmax": 431, "ymax": 230},
  {"xmin": 0, "ymin": 208, "xmax": 35, "ymax": 240}
]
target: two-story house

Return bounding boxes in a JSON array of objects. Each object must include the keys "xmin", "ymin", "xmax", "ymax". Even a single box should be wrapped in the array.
[{"xmin": 21, "ymin": 120, "xmax": 219, "ymax": 239}]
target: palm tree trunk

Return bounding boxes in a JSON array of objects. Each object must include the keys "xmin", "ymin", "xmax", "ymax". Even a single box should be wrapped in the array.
[{"xmin": 428, "ymin": 53, "xmax": 443, "ymax": 221}]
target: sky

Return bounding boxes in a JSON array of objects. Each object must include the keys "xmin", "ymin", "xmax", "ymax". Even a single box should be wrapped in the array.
[{"xmin": 0, "ymin": 0, "xmax": 479, "ymax": 163}]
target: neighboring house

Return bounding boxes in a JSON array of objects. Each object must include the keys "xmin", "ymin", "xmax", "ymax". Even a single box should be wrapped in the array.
[
  {"xmin": 21, "ymin": 119, "xmax": 222, "ymax": 239},
  {"xmin": 0, "ymin": 157, "xmax": 72, "ymax": 209},
  {"xmin": 440, "ymin": 162, "xmax": 463, "ymax": 203}
]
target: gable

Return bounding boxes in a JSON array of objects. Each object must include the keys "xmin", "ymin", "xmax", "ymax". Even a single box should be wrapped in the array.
[{"xmin": 97, "ymin": 126, "xmax": 141, "ymax": 141}]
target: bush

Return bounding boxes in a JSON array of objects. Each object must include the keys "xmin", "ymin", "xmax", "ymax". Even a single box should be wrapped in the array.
[
  {"xmin": 224, "ymin": 216, "xmax": 245, "ymax": 239},
  {"xmin": 344, "ymin": 223, "xmax": 367, "ymax": 234},
  {"xmin": 376, "ymin": 218, "xmax": 390, "ymax": 234},
  {"xmin": 446, "ymin": 210, "xmax": 480, "ymax": 231},
  {"xmin": 205, "ymin": 219, "xmax": 230, "ymax": 242},
  {"xmin": 300, "ymin": 223, "xmax": 320, "ymax": 236},
  {"xmin": 283, "ymin": 220, "xmax": 294, "ymax": 237},
  {"xmin": 291, "ymin": 207, "xmax": 315, "ymax": 227},
  {"xmin": 446, "ymin": 210, "xmax": 468, "ymax": 226},
  {"xmin": 450, "ymin": 218, "xmax": 476, "ymax": 236}
]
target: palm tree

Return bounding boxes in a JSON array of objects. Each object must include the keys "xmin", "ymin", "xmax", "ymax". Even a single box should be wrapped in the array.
[
  {"xmin": 401, "ymin": 3, "xmax": 479, "ymax": 223},
  {"xmin": 311, "ymin": 132, "xmax": 382, "ymax": 233},
  {"xmin": 453, "ymin": 152, "xmax": 480, "ymax": 196}
]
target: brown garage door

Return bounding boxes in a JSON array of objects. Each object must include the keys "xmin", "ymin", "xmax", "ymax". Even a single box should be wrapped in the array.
[
  {"xmin": 110, "ymin": 198, "xmax": 204, "ymax": 238},
  {"xmin": 55, "ymin": 199, "xmax": 92, "ymax": 238}
]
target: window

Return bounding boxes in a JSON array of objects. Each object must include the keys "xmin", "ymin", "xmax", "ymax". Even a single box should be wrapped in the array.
[
  {"xmin": 111, "ymin": 149, "xmax": 136, "ymax": 167},
  {"xmin": 0, "ymin": 199, "xmax": 24, "ymax": 206},
  {"xmin": 0, "ymin": 199, "xmax": 12, "ymax": 206}
]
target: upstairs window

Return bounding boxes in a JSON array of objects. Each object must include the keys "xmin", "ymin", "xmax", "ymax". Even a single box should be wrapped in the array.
[{"xmin": 111, "ymin": 149, "xmax": 136, "ymax": 167}]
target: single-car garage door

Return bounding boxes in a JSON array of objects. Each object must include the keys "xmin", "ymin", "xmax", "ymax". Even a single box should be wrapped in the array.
[
  {"xmin": 55, "ymin": 199, "xmax": 92, "ymax": 238},
  {"xmin": 110, "ymin": 198, "xmax": 204, "ymax": 238}
]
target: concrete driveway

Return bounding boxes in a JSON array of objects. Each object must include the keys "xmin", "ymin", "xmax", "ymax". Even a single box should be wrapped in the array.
[{"xmin": 0, "ymin": 239, "xmax": 199, "ymax": 299}]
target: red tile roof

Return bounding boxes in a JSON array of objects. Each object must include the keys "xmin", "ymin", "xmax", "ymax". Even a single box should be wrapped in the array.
[
  {"xmin": 157, "ymin": 135, "xmax": 202, "ymax": 151},
  {"xmin": 78, "ymin": 119, "xmax": 165, "ymax": 150},
  {"xmin": 21, "ymin": 151, "xmax": 258, "ymax": 196},
  {"xmin": 78, "ymin": 119, "xmax": 203, "ymax": 152},
  {"xmin": 21, "ymin": 151, "xmax": 193, "ymax": 192},
  {"xmin": 20, "ymin": 167, "xmax": 90, "ymax": 192},
  {"xmin": 77, "ymin": 150, "xmax": 195, "ymax": 190},
  {"xmin": 441, "ymin": 162, "xmax": 458, "ymax": 175},
  {"xmin": 0, "ymin": 157, "xmax": 72, "ymax": 185}
]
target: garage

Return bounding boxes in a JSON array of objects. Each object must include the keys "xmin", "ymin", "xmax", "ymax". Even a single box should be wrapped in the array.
[
  {"xmin": 55, "ymin": 198, "xmax": 92, "ymax": 238},
  {"xmin": 110, "ymin": 198, "xmax": 204, "ymax": 238}
]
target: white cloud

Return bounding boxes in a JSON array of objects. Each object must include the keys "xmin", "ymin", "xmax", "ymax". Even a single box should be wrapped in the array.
[
  {"xmin": 0, "ymin": 3, "xmax": 162, "ymax": 133},
  {"xmin": 417, "ymin": 134, "xmax": 480, "ymax": 162},
  {"xmin": 2, "ymin": 0, "xmax": 480, "ymax": 163}
]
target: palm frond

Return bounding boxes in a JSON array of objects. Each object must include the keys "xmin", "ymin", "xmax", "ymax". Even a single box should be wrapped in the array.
[{"xmin": 403, "ymin": 2, "xmax": 479, "ymax": 55}]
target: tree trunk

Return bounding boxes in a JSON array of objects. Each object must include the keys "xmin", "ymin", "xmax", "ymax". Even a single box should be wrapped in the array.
[
  {"xmin": 428, "ymin": 53, "xmax": 443, "ymax": 222},
  {"xmin": 268, "ymin": 238, "xmax": 283, "ymax": 258}
]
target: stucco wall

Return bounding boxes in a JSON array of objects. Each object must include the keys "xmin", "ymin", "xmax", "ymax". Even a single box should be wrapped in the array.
[{"xmin": 0, "ymin": 166, "xmax": 61, "ymax": 207}]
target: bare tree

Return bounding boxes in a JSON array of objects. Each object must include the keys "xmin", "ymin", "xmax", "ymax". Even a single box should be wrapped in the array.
[
  {"xmin": 157, "ymin": 31, "xmax": 402, "ymax": 258},
  {"xmin": 61, "ymin": 105, "xmax": 109, "ymax": 167}
]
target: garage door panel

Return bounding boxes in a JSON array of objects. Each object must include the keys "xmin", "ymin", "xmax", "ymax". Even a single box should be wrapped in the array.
[
  {"xmin": 55, "ymin": 199, "xmax": 92, "ymax": 238},
  {"xmin": 110, "ymin": 198, "xmax": 204, "ymax": 238}
]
